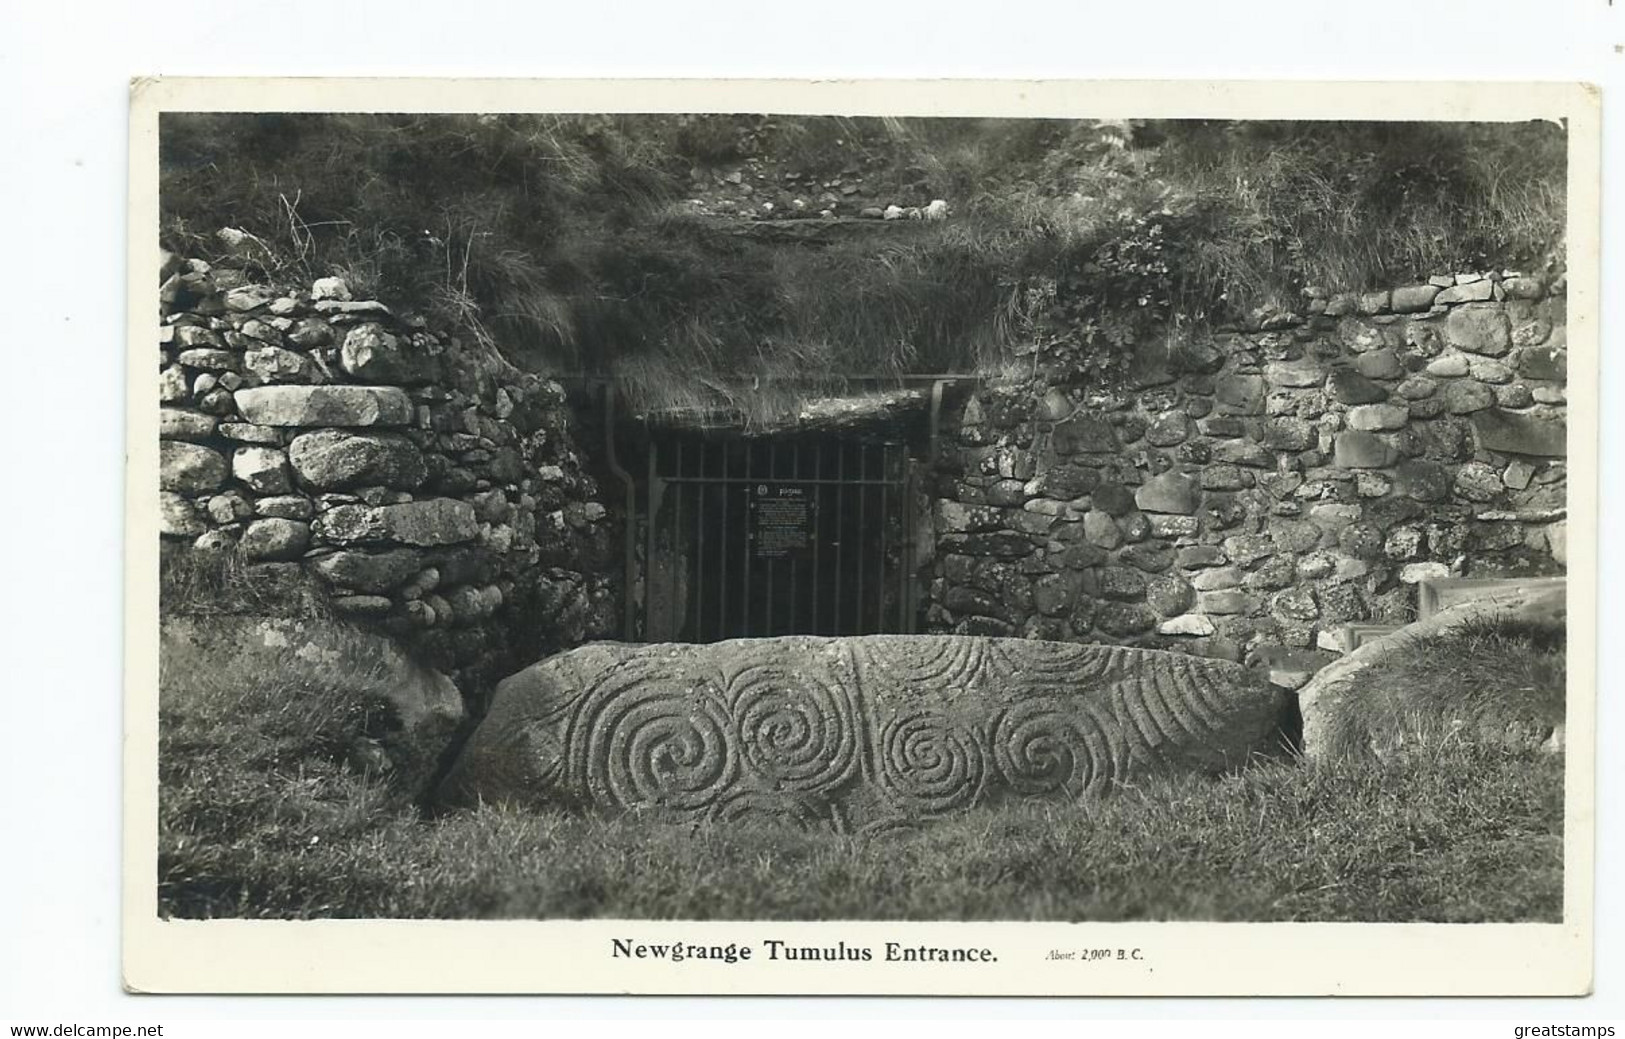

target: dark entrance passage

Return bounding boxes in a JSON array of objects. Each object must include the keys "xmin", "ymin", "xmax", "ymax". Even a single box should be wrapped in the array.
[{"xmin": 643, "ymin": 432, "xmax": 918, "ymax": 642}]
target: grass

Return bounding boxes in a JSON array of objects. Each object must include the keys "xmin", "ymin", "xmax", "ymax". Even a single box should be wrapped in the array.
[
  {"xmin": 160, "ymin": 648, "xmax": 1565, "ymax": 921},
  {"xmin": 1315, "ymin": 614, "xmax": 1567, "ymax": 761},
  {"xmin": 159, "ymin": 747, "xmax": 1563, "ymax": 922},
  {"xmin": 159, "ymin": 540, "xmax": 332, "ymax": 619}
]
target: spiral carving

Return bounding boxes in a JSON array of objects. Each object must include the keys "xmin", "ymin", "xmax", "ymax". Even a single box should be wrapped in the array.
[
  {"xmin": 991, "ymin": 698, "xmax": 1090, "ymax": 796},
  {"xmin": 446, "ymin": 634, "xmax": 1289, "ymax": 829},
  {"xmin": 728, "ymin": 665, "xmax": 861, "ymax": 796},
  {"xmin": 872, "ymin": 635, "xmax": 987, "ymax": 688},
  {"xmin": 876, "ymin": 711, "xmax": 986, "ymax": 815},
  {"xmin": 568, "ymin": 666, "xmax": 738, "ymax": 812},
  {"xmin": 988, "ymin": 640, "xmax": 1123, "ymax": 685}
]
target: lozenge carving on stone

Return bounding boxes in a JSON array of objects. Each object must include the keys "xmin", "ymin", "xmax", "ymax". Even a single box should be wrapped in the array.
[{"xmin": 437, "ymin": 635, "xmax": 1290, "ymax": 830}]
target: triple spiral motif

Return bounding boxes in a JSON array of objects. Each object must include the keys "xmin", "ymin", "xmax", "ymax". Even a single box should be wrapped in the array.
[
  {"xmin": 877, "ymin": 710, "xmax": 986, "ymax": 814},
  {"xmin": 570, "ymin": 665, "xmax": 739, "ymax": 812},
  {"xmin": 730, "ymin": 664, "xmax": 861, "ymax": 795}
]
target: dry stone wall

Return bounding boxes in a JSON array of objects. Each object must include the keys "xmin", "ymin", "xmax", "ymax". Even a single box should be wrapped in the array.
[
  {"xmin": 157, "ymin": 257, "xmax": 619, "ymax": 689},
  {"xmin": 925, "ymin": 271, "xmax": 1569, "ymax": 687}
]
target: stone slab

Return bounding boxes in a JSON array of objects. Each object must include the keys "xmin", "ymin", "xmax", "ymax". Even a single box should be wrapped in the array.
[
  {"xmin": 314, "ymin": 498, "xmax": 479, "ymax": 546},
  {"xmin": 234, "ymin": 385, "xmax": 413, "ymax": 427},
  {"xmin": 1417, "ymin": 576, "xmax": 1566, "ymax": 620},
  {"xmin": 289, "ymin": 430, "xmax": 428, "ymax": 490},
  {"xmin": 1329, "ymin": 623, "xmax": 1405, "ymax": 654},
  {"xmin": 1471, "ymin": 408, "xmax": 1567, "ymax": 458},
  {"xmin": 437, "ymin": 635, "xmax": 1291, "ymax": 830}
]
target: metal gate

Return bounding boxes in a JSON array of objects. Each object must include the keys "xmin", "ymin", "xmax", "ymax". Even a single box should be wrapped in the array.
[{"xmin": 643, "ymin": 433, "xmax": 917, "ymax": 642}]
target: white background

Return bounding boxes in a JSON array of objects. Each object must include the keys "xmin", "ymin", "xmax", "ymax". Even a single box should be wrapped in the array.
[{"xmin": 1, "ymin": 0, "xmax": 1619, "ymax": 1024}]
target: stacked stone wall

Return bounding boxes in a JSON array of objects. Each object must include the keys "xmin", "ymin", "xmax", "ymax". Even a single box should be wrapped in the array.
[
  {"xmin": 157, "ymin": 256, "xmax": 618, "ymax": 689},
  {"xmin": 925, "ymin": 271, "xmax": 1569, "ymax": 686}
]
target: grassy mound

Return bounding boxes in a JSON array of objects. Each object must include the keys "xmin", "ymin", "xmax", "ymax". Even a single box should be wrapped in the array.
[
  {"xmin": 160, "ymin": 628, "xmax": 411, "ymax": 918},
  {"xmin": 158, "ymin": 551, "xmax": 467, "ymax": 916},
  {"xmin": 1316, "ymin": 614, "xmax": 1566, "ymax": 761},
  {"xmin": 161, "ymin": 115, "xmax": 1565, "ymax": 417}
]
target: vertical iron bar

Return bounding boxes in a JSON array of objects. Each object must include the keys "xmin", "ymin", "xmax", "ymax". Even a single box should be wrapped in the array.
[
  {"xmin": 717, "ymin": 440, "xmax": 729, "ymax": 641},
  {"xmin": 903, "ymin": 448, "xmax": 916, "ymax": 634},
  {"xmin": 903, "ymin": 459, "xmax": 918, "ymax": 633},
  {"xmin": 644, "ymin": 430, "xmax": 657, "ymax": 642},
  {"xmin": 879, "ymin": 445, "xmax": 890, "ymax": 633},
  {"xmin": 694, "ymin": 440, "xmax": 706, "ymax": 642},
  {"xmin": 742, "ymin": 439, "xmax": 754, "ymax": 638},
  {"xmin": 833, "ymin": 443, "xmax": 845, "ymax": 634},
  {"xmin": 811, "ymin": 440, "xmax": 823, "ymax": 635},
  {"xmin": 788, "ymin": 440, "xmax": 800, "ymax": 634},
  {"xmin": 764, "ymin": 440, "xmax": 777, "ymax": 636},
  {"xmin": 672, "ymin": 439, "xmax": 684, "ymax": 642},
  {"xmin": 855, "ymin": 444, "xmax": 868, "ymax": 633},
  {"xmin": 601, "ymin": 385, "xmax": 638, "ymax": 640}
]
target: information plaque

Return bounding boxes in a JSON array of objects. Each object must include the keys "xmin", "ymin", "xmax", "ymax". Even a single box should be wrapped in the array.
[{"xmin": 750, "ymin": 483, "xmax": 815, "ymax": 559}]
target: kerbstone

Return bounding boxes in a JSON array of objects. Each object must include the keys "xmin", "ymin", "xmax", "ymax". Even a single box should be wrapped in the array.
[
  {"xmin": 437, "ymin": 636, "xmax": 1291, "ymax": 825},
  {"xmin": 244, "ymin": 345, "xmax": 314, "ymax": 384},
  {"xmin": 1518, "ymin": 346, "xmax": 1566, "ymax": 381},
  {"xmin": 1214, "ymin": 375, "xmax": 1265, "ymax": 415},
  {"xmin": 234, "ymin": 385, "xmax": 414, "ymax": 427},
  {"xmin": 1260, "ymin": 418, "xmax": 1316, "ymax": 451},
  {"xmin": 1158, "ymin": 614, "xmax": 1217, "ymax": 637},
  {"xmin": 1426, "ymin": 354, "xmax": 1470, "ymax": 378}
]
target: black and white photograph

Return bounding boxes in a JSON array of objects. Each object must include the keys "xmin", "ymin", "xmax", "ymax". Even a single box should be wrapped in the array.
[{"xmin": 124, "ymin": 79, "xmax": 1597, "ymax": 995}]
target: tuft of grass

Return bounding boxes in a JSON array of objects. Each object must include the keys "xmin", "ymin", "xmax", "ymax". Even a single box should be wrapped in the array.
[
  {"xmin": 159, "ymin": 541, "xmax": 332, "ymax": 619},
  {"xmin": 1318, "ymin": 614, "xmax": 1566, "ymax": 761}
]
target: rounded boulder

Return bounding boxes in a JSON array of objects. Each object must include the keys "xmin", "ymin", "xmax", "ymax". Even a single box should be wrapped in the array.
[{"xmin": 288, "ymin": 430, "xmax": 428, "ymax": 491}]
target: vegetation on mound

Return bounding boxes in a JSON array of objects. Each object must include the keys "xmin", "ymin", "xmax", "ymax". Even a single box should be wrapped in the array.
[
  {"xmin": 161, "ymin": 114, "xmax": 1565, "ymax": 417},
  {"xmin": 1317, "ymin": 614, "xmax": 1567, "ymax": 761}
]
